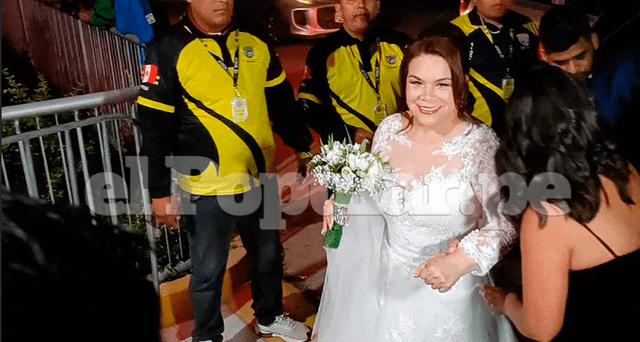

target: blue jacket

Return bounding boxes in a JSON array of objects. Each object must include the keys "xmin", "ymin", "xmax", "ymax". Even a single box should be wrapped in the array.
[{"xmin": 115, "ymin": 0, "xmax": 155, "ymax": 44}]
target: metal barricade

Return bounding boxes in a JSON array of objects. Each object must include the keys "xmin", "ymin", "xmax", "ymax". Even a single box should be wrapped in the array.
[
  {"xmin": 2, "ymin": 0, "xmax": 194, "ymax": 288},
  {"xmin": 1, "ymin": 87, "xmax": 191, "ymax": 289}
]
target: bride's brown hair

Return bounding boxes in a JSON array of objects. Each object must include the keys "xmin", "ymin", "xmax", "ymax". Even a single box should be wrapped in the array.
[{"xmin": 399, "ymin": 36, "xmax": 474, "ymax": 132}]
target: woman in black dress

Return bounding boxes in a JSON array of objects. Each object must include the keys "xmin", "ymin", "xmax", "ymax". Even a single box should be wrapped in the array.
[{"xmin": 481, "ymin": 63, "xmax": 640, "ymax": 341}]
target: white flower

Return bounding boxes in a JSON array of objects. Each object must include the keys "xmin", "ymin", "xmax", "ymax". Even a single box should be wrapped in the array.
[
  {"xmin": 325, "ymin": 150, "xmax": 339, "ymax": 164},
  {"xmin": 347, "ymin": 154, "xmax": 357, "ymax": 170},
  {"xmin": 309, "ymin": 139, "xmax": 387, "ymax": 195},
  {"xmin": 347, "ymin": 154, "xmax": 369, "ymax": 172}
]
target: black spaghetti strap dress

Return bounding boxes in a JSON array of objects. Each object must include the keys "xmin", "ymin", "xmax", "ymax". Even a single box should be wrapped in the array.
[{"xmin": 552, "ymin": 222, "xmax": 640, "ymax": 341}]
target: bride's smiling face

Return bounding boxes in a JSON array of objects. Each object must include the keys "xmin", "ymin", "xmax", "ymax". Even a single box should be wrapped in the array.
[{"xmin": 405, "ymin": 54, "xmax": 458, "ymax": 129}]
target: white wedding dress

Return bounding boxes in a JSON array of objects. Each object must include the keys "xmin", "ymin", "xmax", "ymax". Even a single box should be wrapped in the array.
[{"xmin": 312, "ymin": 114, "xmax": 518, "ymax": 342}]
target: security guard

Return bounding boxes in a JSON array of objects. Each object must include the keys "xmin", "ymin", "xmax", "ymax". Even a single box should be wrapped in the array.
[
  {"xmin": 298, "ymin": 0, "xmax": 410, "ymax": 144},
  {"xmin": 136, "ymin": 0, "xmax": 310, "ymax": 341},
  {"xmin": 451, "ymin": 0, "xmax": 538, "ymax": 137}
]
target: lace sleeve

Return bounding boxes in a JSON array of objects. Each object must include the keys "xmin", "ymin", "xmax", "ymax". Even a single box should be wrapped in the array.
[
  {"xmin": 371, "ymin": 113, "xmax": 401, "ymax": 157},
  {"xmin": 458, "ymin": 126, "xmax": 517, "ymax": 276}
]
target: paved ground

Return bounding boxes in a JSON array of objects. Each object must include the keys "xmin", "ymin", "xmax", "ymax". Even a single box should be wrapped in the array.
[{"xmin": 160, "ymin": 223, "xmax": 322, "ymax": 342}]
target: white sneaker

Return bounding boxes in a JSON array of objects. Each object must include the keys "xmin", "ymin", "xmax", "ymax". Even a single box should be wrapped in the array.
[{"xmin": 255, "ymin": 314, "xmax": 310, "ymax": 342}]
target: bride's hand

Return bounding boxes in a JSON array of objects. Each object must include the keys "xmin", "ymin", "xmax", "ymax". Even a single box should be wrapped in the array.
[
  {"xmin": 429, "ymin": 237, "xmax": 461, "ymax": 259},
  {"xmin": 444, "ymin": 237, "xmax": 460, "ymax": 255},
  {"xmin": 413, "ymin": 248, "xmax": 475, "ymax": 292},
  {"xmin": 322, "ymin": 199, "xmax": 334, "ymax": 235}
]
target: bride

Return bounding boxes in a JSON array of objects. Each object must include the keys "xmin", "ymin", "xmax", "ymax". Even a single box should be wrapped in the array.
[{"xmin": 312, "ymin": 36, "xmax": 518, "ymax": 341}]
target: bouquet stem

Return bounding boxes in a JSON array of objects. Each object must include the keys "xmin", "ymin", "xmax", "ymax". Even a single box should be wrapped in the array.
[{"xmin": 324, "ymin": 191, "xmax": 352, "ymax": 249}]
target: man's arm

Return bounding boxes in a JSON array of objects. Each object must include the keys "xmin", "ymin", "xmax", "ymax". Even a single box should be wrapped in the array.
[
  {"xmin": 137, "ymin": 38, "xmax": 178, "ymax": 198},
  {"xmin": 265, "ymin": 81, "xmax": 312, "ymax": 153},
  {"xmin": 297, "ymin": 43, "xmax": 352, "ymax": 143},
  {"xmin": 263, "ymin": 45, "xmax": 312, "ymax": 154},
  {"xmin": 136, "ymin": 36, "xmax": 180, "ymax": 226}
]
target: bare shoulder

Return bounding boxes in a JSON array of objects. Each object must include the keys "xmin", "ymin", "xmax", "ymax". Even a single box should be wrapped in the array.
[
  {"xmin": 598, "ymin": 163, "xmax": 640, "ymax": 204},
  {"xmin": 521, "ymin": 205, "xmax": 573, "ymax": 241},
  {"xmin": 625, "ymin": 164, "xmax": 640, "ymax": 201}
]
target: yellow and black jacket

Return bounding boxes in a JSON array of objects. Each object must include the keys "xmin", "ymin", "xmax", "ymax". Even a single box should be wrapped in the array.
[
  {"xmin": 298, "ymin": 27, "xmax": 410, "ymax": 142},
  {"xmin": 137, "ymin": 17, "xmax": 310, "ymax": 197},
  {"xmin": 451, "ymin": 8, "xmax": 538, "ymax": 136}
]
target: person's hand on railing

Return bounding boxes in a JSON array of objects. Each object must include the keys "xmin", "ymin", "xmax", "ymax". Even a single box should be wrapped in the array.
[{"xmin": 151, "ymin": 196, "xmax": 180, "ymax": 229}]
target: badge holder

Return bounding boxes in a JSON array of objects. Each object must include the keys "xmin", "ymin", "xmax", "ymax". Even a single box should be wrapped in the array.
[
  {"xmin": 231, "ymin": 88, "xmax": 248, "ymax": 123},
  {"xmin": 502, "ymin": 77, "xmax": 515, "ymax": 102},
  {"xmin": 373, "ymin": 101, "xmax": 387, "ymax": 123}
]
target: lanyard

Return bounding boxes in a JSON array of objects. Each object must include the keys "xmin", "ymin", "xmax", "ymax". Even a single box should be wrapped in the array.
[
  {"xmin": 355, "ymin": 38, "xmax": 382, "ymax": 101},
  {"xmin": 201, "ymin": 30, "xmax": 241, "ymax": 93},
  {"xmin": 478, "ymin": 17, "xmax": 514, "ymax": 76}
]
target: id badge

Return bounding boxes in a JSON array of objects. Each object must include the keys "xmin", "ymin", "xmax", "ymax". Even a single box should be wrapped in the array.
[
  {"xmin": 231, "ymin": 96, "xmax": 248, "ymax": 123},
  {"xmin": 502, "ymin": 77, "xmax": 515, "ymax": 101},
  {"xmin": 373, "ymin": 102, "xmax": 387, "ymax": 123}
]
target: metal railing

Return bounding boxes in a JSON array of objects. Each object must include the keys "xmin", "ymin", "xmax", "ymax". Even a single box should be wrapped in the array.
[
  {"xmin": 1, "ymin": 0, "xmax": 195, "ymax": 289},
  {"xmin": 0, "ymin": 87, "xmax": 180, "ymax": 288},
  {"xmin": 5, "ymin": 0, "xmax": 144, "ymax": 95}
]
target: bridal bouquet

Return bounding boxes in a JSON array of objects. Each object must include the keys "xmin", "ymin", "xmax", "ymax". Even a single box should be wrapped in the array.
[{"xmin": 306, "ymin": 136, "xmax": 387, "ymax": 248}]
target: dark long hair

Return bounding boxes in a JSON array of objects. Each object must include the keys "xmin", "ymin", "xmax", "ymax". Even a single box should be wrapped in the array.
[
  {"xmin": 496, "ymin": 63, "xmax": 633, "ymax": 226},
  {"xmin": 398, "ymin": 36, "xmax": 474, "ymax": 132}
]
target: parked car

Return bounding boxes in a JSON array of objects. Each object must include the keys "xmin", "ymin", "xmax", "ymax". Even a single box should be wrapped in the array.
[
  {"xmin": 265, "ymin": 0, "xmax": 342, "ymax": 42},
  {"xmin": 458, "ymin": 0, "xmax": 601, "ymax": 23}
]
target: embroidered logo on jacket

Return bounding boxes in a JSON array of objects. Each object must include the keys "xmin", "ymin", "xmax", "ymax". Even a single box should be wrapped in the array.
[
  {"xmin": 243, "ymin": 46, "xmax": 254, "ymax": 58},
  {"xmin": 386, "ymin": 54, "xmax": 397, "ymax": 65},
  {"xmin": 516, "ymin": 33, "xmax": 530, "ymax": 47}
]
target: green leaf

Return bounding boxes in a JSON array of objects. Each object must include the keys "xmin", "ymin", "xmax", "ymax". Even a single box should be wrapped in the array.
[
  {"xmin": 359, "ymin": 139, "xmax": 367, "ymax": 153},
  {"xmin": 343, "ymin": 125, "xmax": 353, "ymax": 144},
  {"xmin": 298, "ymin": 151, "xmax": 313, "ymax": 159}
]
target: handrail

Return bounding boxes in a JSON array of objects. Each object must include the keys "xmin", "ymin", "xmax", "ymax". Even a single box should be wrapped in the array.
[
  {"xmin": 1, "ymin": 85, "xmax": 160, "ymax": 290},
  {"xmin": 2, "ymin": 113, "xmax": 131, "ymax": 144},
  {"xmin": 2, "ymin": 86, "xmax": 140, "ymax": 121}
]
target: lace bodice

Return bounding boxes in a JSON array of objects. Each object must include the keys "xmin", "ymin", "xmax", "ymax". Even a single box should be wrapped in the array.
[{"xmin": 371, "ymin": 113, "xmax": 516, "ymax": 276}]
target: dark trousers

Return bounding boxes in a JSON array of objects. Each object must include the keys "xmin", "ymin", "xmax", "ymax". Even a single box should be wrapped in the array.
[{"xmin": 185, "ymin": 187, "xmax": 283, "ymax": 342}]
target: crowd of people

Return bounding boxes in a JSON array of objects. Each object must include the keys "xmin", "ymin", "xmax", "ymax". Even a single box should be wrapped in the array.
[
  {"xmin": 59, "ymin": 0, "xmax": 171, "ymax": 43},
  {"xmin": 6, "ymin": 0, "xmax": 638, "ymax": 342}
]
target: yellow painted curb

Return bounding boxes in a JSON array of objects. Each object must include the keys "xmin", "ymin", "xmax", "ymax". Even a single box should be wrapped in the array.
[{"xmin": 159, "ymin": 275, "xmax": 193, "ymax": 328}]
